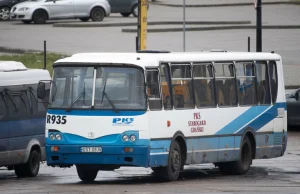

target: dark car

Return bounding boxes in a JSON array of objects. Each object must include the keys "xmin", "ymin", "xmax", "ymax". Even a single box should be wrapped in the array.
[
  {"xmin": 0, "ymin": 0, "xmax": 26, "ymax": 21},
  {"xmin": 108, "ymin": 0, "xmax": 138, "ymax": 17},
  {"xmin": 286, "ymin": 88, "xmax": 300, "ymax": 127}
]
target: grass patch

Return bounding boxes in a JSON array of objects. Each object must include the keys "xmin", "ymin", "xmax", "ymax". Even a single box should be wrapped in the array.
[{"xmin": 0, "ymin": 52, "xmax": 69, "ymax": 76}]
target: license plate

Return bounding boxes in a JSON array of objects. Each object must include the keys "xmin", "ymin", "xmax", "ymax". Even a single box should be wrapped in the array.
[{"xmin": 80, "ymin": 147, "xmax": 102, "ymax": 153}]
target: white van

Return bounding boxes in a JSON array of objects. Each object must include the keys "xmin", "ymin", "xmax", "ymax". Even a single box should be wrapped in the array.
[{"xmin": 0, "ymin": 61, "xmax": 51, "ymax": 177}]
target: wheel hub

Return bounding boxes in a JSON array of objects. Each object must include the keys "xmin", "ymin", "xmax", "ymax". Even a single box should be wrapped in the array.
[
  {"xmin": 0, "ymin": 8, "xmax": 10, "ymax": 20},
  {"xmin": 171, "ymin": 149, "xmax": 180, "ymax": 172},
  {"xmin": 95, "ymin": 11, "xmax": 101, "ymax": 18}
]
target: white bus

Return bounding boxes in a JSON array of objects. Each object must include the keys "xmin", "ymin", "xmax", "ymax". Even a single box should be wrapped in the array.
[
  {"xmin": 0, "ymin": 61, "xmax": 51, "ymax": 177},
  {"xmin": 37, "ymin": 51, "xmax": 287, "ymax": 182}
]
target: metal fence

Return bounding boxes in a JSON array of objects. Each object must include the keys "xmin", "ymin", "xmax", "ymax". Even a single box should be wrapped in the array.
[{"xmin": 275, "ymin": 50, "xmax": 300, "ymax": 89}]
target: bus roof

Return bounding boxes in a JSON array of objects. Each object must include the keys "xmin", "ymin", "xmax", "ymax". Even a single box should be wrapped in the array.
[
  {"xmin": 53, "ymin": 52, "xmax": 282, "ymax": 69},
  {"xmin": 0, "ymin": 61, "xmax": 51, "ymax": 87},
  {"xmin": 0, "ymin": 60, "xmax": 27, "ymax": 72}
]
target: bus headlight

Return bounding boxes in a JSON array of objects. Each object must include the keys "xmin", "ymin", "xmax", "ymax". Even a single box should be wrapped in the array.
[
  {"xmin": 130, "ymin": 135, "xmax": 136, "ymax": 142},
  {"xmin": 55, "ymin": 134, "xmax": 62, "ymax": 141},
  {"xmin": 122, "ymin": 135, "xmax": 129, "ymax": 142},
  {"xmin": 49, "ymin": 133, "xmax": 55, "ymax": 140}
]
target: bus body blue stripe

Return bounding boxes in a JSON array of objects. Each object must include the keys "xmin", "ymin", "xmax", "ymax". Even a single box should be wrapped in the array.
[{"xmin": 215, "ymin": 102, "xmax": 286, "ymax": 135}]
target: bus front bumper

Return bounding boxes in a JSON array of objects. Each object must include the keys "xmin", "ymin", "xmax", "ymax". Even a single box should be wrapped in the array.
[{"xmin": 46, "ymin": 145, "xmax": 150, "ymax": 167}]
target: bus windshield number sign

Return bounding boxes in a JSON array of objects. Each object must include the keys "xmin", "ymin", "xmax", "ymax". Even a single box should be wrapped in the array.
[{"xmin": 47, "ymin": 115, "xmax": 67, "ymax": 125}]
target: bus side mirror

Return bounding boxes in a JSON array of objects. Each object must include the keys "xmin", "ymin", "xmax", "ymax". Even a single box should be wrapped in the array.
[{"xmin": 37, "ymin": 82, "xmax": 46, "ymax": 99}]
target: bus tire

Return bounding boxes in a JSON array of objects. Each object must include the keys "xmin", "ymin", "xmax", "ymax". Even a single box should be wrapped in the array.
[
  {"xmin": 24, "ymin": 150, "xmax": 41, "ymax": 177},
  {"xmin": 161, "ymin": 140, "xmax": 182, "ymax": 181},
  {"xmin": 76, "ymin": 165, "xmax": 98, "ymax": 182},
  {"xmin": 218, "ymin": 136, "xmax": 252, "ymax": 175},
  {"xmin": 233, "ymin": 136, "xmax": 252, "ymax": 174}
]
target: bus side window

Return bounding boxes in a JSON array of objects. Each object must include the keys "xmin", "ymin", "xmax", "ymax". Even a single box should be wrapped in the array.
[
  {"xmin": 10, "ymin": 93, "xmax": 29, "ymax": 118},
  {"xmin": 0, "ymin": 93, "xmax": 7, "ymax": 116},
  {"xmin": 146, "ymin": 69, "xmax": 162, "ymax": 110},
  {"xmin": 235, "ymin": 62, "xmax": 257, "ymax": 106},
  {"xmin": 4, "ymin": 91, "xmax": 29, "ymax": 118},
  {"xmin": 159, "ymin": 63, "xmax": 173, "ymax": 110},
  {"xmin": 214, "ymin": 62, "xmax": 237, "ymax": 107},
  {"xmin": 256, "ymin": 61, "xmax": 271, "ymax": 105},
  {"xmin": 170, "ymin": 63, "xmax": 194, "ymax": 109},
  {"xmin": 193, "ymin": 63, "xmax": 216, "ymax": 108},
  {"xmin": 269, "ymin": 61, "xmax": 278, "ymax": 104}
]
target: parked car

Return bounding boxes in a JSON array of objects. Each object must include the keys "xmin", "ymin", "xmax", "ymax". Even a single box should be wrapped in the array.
[
  {"xmin": 107, "ymin": 0, "xmax": 148, "ymax": 17},
  {"xmin": 286, "ymin": 88, "xmax": 300, "ymax": 127},
  {"xmin": 0, "ymin": 0, "xmax": 27, "ymax": 21},
  {"xmin": 10, "ymin": 0, "xmax": 111, "ymax": 24},
  {"xmin": 0, "ymin": 61, "xmax": 51, "ymax": 177}
]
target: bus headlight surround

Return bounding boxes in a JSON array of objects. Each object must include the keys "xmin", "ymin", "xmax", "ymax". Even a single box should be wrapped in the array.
[
  {"xmin": 49, "ymin": 133, "xmax": 55, "ymax": 140},
  {"xmin": 55, "ymin": 134, "xmax": 62, "ymax": 141},
  {"xmin": 130, "ymin": 135, "xmax": 136, "ymax": 142},
  {"xmin": 122, "ymin": 135, "xmax": 129, "ymax": 142}
]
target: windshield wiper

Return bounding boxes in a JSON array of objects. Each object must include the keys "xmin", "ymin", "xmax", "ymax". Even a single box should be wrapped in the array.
[
  {"xmin": 101, "ymin": 79, "xmax": 119, "ymax": 113},
  {"xmin": 66, "ymin": 82, "xmax": 85, "ymax": 112}
]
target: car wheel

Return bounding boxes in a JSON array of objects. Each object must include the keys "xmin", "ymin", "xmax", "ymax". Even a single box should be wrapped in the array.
[
  {"xmin": 80, "ymin": 17, "xmax": 90, "ymax": 22},
  {"xmin": 120, "ymin": 12, "xmax": 131, "ymax": 17},
  {"xmin": 22, "ymin": 20, "xmax": 32, "ymax": 24},
  {"xmin": 32, "ymin": 9, "xmax": 48, "ymax": 24},
  {"xmin": 0, "ymin": 6, "xmax": 11, "ymax": 21},
  {"xmin": 90, "ymin": 7, "xmax": 105, "ymax": 22},
  {"xmin": 132, "ymin": 4, "xmax": 138, "ymax": 17}
]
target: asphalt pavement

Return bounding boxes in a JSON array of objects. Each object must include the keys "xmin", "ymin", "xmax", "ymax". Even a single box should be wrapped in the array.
[{"xmin": 0, "ymin": 130, "xmax": 299, "ymax": 194}]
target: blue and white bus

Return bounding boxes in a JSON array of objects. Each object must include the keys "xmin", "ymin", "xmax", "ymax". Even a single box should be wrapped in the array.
[{"xmin": 37, "ymin": 51, "xmax": 287, "ymax": 182}]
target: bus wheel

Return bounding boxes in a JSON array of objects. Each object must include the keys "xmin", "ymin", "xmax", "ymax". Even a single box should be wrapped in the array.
[
  {"xmin": 234, "ymin": 136, "xmax": 252, "ymax": 174},
  {"xmin": 219, "ymin": 136, "xmax": 252, "ymax": 175},
  {"xmin": 162, "ymin": 140, "xmax": 181, "ymax": 181},
  {"xmin": 76, "ymin": 165, "xmax": 98, "ymax": 182},
  {"xmin": 24, "ymin": 150, "xmax": 41, "ymax": 177}
]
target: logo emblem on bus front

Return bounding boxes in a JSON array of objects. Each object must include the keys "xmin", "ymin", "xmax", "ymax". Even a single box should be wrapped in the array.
[{"xmin": 88, "ymin": 132, "xmax": 95, "ymax": 138}]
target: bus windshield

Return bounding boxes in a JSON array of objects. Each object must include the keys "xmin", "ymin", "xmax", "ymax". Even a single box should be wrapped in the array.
[{"xmin": 49, "ymin": 65, "xmax": 146, "ymax": 111}]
